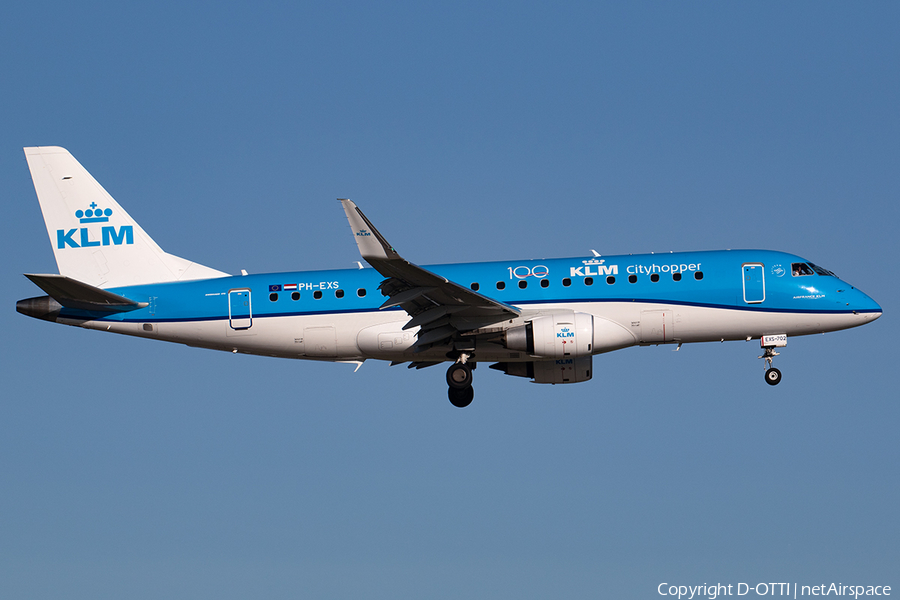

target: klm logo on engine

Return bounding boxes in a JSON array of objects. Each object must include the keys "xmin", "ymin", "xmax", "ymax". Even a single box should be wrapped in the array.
[
  {"xmin": 570, "ymin": 258, "xmax": 618, "ymax": 277},
  {"xmin": 56, "ymin": 203, "xmax": 133, "ymax": 249},
  {"xmin": 557, "ymin": 327, "xmax": 575, "ymax": 339}
]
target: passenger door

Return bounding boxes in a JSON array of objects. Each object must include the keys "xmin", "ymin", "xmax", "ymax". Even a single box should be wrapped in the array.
[
  {"xmin": 742, "ymin": 263, "xmax": 765, "ymax": 304},
  {"xmin": 228, "ymin": 289, "xmax": 252, "ymax": 329}
]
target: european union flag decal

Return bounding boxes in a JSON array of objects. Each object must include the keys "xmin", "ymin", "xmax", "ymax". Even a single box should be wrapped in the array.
[{"xmin": 269, "ymin": 284, "xmax": 282, "ymax": 292}]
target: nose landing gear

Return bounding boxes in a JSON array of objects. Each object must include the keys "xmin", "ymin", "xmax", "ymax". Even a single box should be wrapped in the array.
[
  {"xmin": 446, "ymin": 355, "xmax": 474, "ymax": 407},
  {"xmin": 758, "ymin": 335, "xmax": 787, "ymax": 386},
  {"xmin": 764, "ymin": 363, "xmax": 782, "ymax": 386}
]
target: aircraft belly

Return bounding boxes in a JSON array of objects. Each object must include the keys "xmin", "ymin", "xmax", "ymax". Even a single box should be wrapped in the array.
[
  {"xmin": 644, "ymin": 305, "xmax": 866, "ymax": 342},
  {"xmin": 357, "ymin": 320, "xmax": 417, "ymax": 357},
  {"xmin": 536, "ymin": 302, "xmax": 868, "ymax": 345},
  {"xmin": 76, "ymin": 303, "xmax": 871, "ymax": 363}
]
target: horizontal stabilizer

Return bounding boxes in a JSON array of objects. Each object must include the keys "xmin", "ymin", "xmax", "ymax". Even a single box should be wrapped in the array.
[{"xmin": 24, "ymin": 273, "xmax": 147, "ymax": 312}]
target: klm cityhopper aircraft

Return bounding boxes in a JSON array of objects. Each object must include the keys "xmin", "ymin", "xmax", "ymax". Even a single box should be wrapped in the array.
[{"xmin": 18, "ymin": 147, "xmax": 882, "ymax": 407}]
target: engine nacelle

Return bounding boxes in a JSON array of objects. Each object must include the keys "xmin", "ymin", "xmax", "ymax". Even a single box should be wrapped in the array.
[
  {"xmin": 490, "ymin": 356, "xmax": 592, "ymax": 384},
  {"xmin": 505, "ymin": 311, "xmax": 593, "ymax": 358}
]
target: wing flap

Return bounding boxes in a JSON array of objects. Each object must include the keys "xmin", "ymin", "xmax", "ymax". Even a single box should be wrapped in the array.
[
  {"xmin": 379, "ymin": 286, "xmax": 438, "ymax": 309},
  {"xmin": 403, "ymin": 305, "xmax": 467, "ymax": 330}
]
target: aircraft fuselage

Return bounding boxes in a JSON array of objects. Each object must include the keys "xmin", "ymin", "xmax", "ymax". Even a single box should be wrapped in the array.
[{"xmin": 20, "ymin": 249, "xmax": 880, "ymax": 364}]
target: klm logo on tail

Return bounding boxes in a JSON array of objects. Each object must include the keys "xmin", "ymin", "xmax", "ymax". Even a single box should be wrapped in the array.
[{"xmin": 56, "ymin": 203, "xmax": 133, "ymax": 249}]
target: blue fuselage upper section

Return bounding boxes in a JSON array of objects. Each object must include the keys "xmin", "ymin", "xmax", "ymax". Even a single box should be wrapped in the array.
[{"xmin": 71, "ymin": 249, "xmax": 880, "ymax": 325}]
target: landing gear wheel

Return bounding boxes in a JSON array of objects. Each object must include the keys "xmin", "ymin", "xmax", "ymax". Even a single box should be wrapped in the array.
[
  {"xmin": 765, "ymin": 368, "xmax": 782, "ymax": 386},
  {"xmin": 446, "ymin": 363, "xmax": 473, "ymax": 390},
  {"xmin": 448, "ymin": 386, "xmax": 474, "ymax": 408}
]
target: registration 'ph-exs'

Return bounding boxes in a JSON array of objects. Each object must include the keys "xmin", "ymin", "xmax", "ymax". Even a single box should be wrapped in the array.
[{"xmin": 17, "ymin": 147, "xmax": 882, "ymax": 407}]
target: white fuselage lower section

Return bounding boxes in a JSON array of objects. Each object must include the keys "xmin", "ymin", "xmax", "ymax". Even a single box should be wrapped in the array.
[{"xmin": 73, "ymin": 301, "xmax": 878, "ymax": 363}]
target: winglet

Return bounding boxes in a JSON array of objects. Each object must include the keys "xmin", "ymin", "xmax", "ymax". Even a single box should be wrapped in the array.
[{"xmin": 339, "ymin": 199, "xmax": 401, "ymax": 261}]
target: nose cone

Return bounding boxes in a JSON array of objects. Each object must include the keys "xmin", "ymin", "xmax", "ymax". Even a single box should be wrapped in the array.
[
  {"xmin": 843, "ymin": 285, "xmax": 882, "ymax": 323},
  {"xmin": 862, "ymin": 295, "xmax": 882, "ymax": 320}
]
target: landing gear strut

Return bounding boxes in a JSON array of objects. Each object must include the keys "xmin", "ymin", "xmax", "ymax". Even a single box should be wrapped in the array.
[
  {"xmin": 758, "ymin": 335, "xmax": 786, "ymax": 386},
  {"xmin": 446, "ymin": 355, "xmax": 474, "ymax": 408}
]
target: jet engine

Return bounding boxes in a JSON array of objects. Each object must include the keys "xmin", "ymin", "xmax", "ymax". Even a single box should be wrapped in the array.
[
  {"xmin": 494, "ymin": 311, "xmax": 636, "ymax": 383},
  {"xmin": 502, "ymin": 310, "xmax": 636, "ymax": 359},
  {"xmin": 490, "ymin": 356, "xmax": 593, "ymax": 384},
  {"xmin": 504, "ymin": 311, "xmax": 594, "ymax": 358}
]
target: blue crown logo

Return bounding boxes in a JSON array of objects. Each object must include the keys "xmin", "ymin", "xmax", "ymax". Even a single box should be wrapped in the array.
[
  {"xmin": 583, "ymin": 258, "xmax": 605, "ymax": 266},
  {"xmin": 75, "ymin": 202, "xmax": 112, "ymax": 223},
  {"xmin": 560, "ymin": 327, "xmax": 570, "ymax": 332}
]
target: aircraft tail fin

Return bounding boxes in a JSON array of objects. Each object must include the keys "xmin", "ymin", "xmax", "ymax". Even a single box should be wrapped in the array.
[{"xmin": 24, "ymin": 146, "xmax": 227, "ymax": 289}]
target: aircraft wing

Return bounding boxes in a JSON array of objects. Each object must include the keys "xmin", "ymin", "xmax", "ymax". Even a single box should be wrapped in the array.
[{"xmin": 340, "ymin": 199, "xmax": 521, "ymax": 351}]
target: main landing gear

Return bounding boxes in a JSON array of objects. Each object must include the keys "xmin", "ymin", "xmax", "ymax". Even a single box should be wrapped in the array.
[
  {"xmin": 758, "ymin": 335, "xmax": 787, "ymax": 386},
  {"xmin": 446, "ymin": 355, "xmax": 475, "ymax": 408}
]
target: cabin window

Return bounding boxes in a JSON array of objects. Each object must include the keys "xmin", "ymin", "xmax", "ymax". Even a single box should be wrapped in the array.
[
  {"xmin": 607, "ymin": 276, "xmax": 615, "ymax": 284},
  {"xmin": 694, "ymin": 271, "xmax": 704, "ymax": 280},
  {"xmin": 357, "ymin": 288, "xmax": 366, "ymax": 297},
  {"xmin": 562, "ymin": 278, "xmax": 571, "ymax": 287},
  {"xmin": 584, "ymin": 277, "xmax": 593, "ymax": 286},
  {"xmin": 313, "ymin": 290, "xmax": 322, "ymax": 299},
  {"xmin": 471, "ymin": 282, "xmax": 480, "ymax": 291},
  {"xmin": 792, "ymin": 262, "xmax": 814, "ymax": 277},
  {"xmin": 335, "ymin": 289, "xmax": 344, "ymax": 298},
  {"xmin": 628, "ymin": 275, "xmax": 637, "ymax": 284},
  {"xmin": 269, "ymin": 292, "xmax": 278, "ymax": 302},
  {"xmin": 518, "ymin": 280, "xmax": 527, "ymax": 289},
  {"xmin": 650, "ymin": 273, "xmax": 659, "ymax": 283},
  {"xmin": 673, "ymin": 272, "xmax": 682, "ymax": 281},
  {"xmin": 496, "ymin": 281, "xmax": 506, "ymax": 290},
  {"xmin": 291, "ymin": 291, "xmax": 301, "ymax": 301},
  {"xmin": 540, "ymin": 279, "xmax": 550, "ymax": 288}
]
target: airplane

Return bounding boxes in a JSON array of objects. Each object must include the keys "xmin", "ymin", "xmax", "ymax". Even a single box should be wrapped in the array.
[{"xmin": 17, "ymin": 146, "xmax": 882, "ymax": 407}]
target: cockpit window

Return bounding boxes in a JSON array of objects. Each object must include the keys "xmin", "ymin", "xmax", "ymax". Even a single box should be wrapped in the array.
[
  {"xmin": 792, "ymin": 262, "xmax": 835, "ymax": 277},
  {"xmin": 792, "ymin": 263, "xmax": 814, "ymax": 277},
  {"xmin": 808, "ymin": 262, "xmax": 835, "ymax": 277}
]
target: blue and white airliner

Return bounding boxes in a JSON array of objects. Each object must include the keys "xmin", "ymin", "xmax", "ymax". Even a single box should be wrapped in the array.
[{"xmin": 17, "ymin": 147, "xmax": 882, "ymax": 407}]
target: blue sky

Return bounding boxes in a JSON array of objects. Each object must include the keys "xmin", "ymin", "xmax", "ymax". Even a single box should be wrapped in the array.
[{"xmin": 1, "ymin": 2, "xmax": 897, "ymax": 598}]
